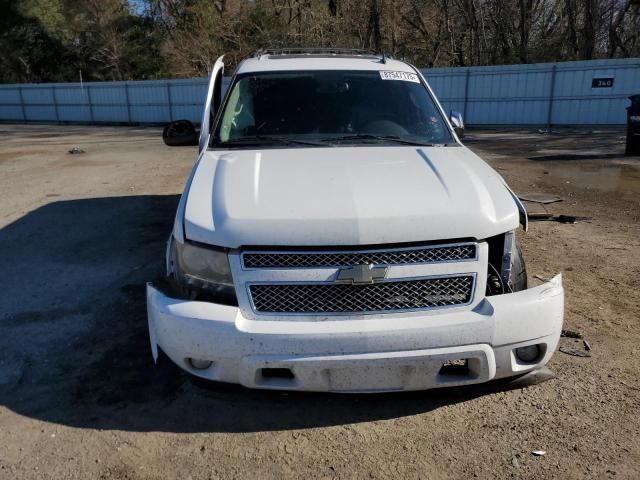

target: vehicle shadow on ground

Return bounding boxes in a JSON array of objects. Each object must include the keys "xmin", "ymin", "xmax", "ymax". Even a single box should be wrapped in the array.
[{"xmin": 0, "ymin": 195, "xmax": 536, "ymax": 433}]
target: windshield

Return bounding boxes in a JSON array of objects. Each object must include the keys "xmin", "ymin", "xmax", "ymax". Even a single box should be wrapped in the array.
[{"xmin": 212, "ymin": 70, "xmax": 455, "ymax": 148}]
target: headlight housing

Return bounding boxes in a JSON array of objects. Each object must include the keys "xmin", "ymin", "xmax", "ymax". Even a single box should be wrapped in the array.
[
  {"xmin": 486, "ymin": 230, "xmax": 515, "ymax": 296},
  {"xmin": 168, "ymin": 238, "xmax": 237, "ymax": 305},
  {"xmin": 486, "ymin": 230, "xmax": 527, "ymax": 296},
  {"xmin": 500, "ymin": 230, "xmax": 515, "ymax": 286}
]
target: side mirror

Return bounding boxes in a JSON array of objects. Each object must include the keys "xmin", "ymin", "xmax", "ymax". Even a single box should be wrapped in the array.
[
  {"xmin": 162, "ymin": 120, "xmax": 199, "ymax": 147},
  {"xmin": 450, "ymin": 111, "xmax": 465, "ymax": 138}
]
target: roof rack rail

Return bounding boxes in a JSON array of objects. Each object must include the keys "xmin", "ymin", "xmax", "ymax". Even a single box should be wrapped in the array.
[{"xmin": 253, "ymin": 48, "xmax": 388, "ymax": 63}]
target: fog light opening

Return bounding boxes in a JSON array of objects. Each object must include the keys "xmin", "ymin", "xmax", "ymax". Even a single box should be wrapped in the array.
[
  {"xmin": 515, "ymin": 345, "xmax": 541, "ymax": 363},
  {"xmin": 187, "ymin": 357, "xmax": 213, "ymax": 370}
]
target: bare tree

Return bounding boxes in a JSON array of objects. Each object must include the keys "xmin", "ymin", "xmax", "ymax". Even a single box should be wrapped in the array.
[{"xmin": 4, "ymin": 0, "xmax": 639, "ymax": 82}]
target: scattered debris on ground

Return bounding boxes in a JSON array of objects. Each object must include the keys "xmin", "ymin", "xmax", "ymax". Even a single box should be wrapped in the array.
[
  {"xmin": 528, "ymin": 214, "xmax": 592, "ymax": 224},
  {"xmin": 559, "ymin": 329, "xmax": 592, "ymax": 357},
  {"xmin": 561, "ymin": 329, "xmax": 583, "ymax": 339},
  {"xmin": 559, "ymin": 346, "xmax": 592, "ymax": 358},
  {"xmin": 534, "ymin": 274, "xmax": 554, "ymax": 283}
]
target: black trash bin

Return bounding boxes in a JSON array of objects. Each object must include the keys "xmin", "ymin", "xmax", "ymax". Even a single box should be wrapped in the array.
[{"xmin": 626, "ymin": 94, "xmax": 640, "ymax": 156}]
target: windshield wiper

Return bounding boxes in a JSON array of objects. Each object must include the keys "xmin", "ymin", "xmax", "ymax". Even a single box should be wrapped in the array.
[
  {"xmin": 223, "ymin": 135, "xmax": 326, "ymax": 147},
  {"xmin": 320, "ymin": 134, "xmax": 434, "ymax": 146}
]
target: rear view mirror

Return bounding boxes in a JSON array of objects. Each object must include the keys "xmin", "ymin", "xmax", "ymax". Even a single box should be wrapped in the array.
[
  {"xmin": 450, "ymin": 111, "xmax": 465, "ymax": 138},
  {"xmin": 163, "ymin": 120, "xmax": 199, "ymax": 147}
]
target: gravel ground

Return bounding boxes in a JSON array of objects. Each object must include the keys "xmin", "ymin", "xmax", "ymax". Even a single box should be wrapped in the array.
[{"xmin": 0, "ymin": 125, "xmax": 639, "ymax": 480}]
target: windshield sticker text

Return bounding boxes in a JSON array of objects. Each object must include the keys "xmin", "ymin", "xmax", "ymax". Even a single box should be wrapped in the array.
[{"xmin": 379, "ymin": 71, "xmax": 420, "ymax": 83}]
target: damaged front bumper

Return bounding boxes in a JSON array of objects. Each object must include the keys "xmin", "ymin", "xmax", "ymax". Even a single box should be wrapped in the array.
[{"xmin": 146, "ymin": 275, "xmax": 564, "ymax": 393}]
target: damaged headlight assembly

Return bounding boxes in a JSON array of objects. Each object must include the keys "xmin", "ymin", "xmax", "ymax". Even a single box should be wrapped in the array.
[
  {"xmin": 486, "ymin": 230, "xmax": 527, "ymax": 295},
  {"xmin": 166, "ymin": 237, "xmax": 237, "ymax": 305}
]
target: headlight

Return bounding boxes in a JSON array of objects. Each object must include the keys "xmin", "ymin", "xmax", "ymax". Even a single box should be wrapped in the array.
[
  {"xmin": 169, "ymin": 239, "xmax": 237, "ymax": 305},
  {"xmin": 500, "ymin": 230, "xmax": 515, "ymax": 286},
  {"xmin": 486, "ymin": 230, "xmax": 517, "ymax": 296}
]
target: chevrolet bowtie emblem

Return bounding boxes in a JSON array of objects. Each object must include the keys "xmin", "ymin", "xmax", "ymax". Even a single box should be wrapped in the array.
[{"xmin": 336, "ymin": 263, "xmax": 388, "ymax": 285}]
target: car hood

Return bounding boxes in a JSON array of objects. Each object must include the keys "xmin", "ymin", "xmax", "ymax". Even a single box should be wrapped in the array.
[{"xmin": 182, "ymin": 146, "xmax": 520, "ymax": 248}]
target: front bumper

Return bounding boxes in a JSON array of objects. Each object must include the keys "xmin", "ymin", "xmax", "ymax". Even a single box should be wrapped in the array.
[{"xmin": 147, "ymin": 275, "xmax": 564, "ymax": 393}]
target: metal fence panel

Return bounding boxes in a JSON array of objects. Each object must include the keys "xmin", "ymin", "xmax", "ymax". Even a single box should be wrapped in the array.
[
  {"xmin": 0, "ymin": 105, "xmax": 23, "ymax": 120},
  {"xmin": 0, "ymin": 86, "xmax": 23, "ymax": 120},
  {"xmin": 53, "ymin": 85, "xmax": 89, "ymax": 122},
  {"xmin": 0, "ymin": 58, "xmax": 637, "ymax": 126},
  {"xmin": 0, "ymin": 87, "xmax": 21, "ymax": 104},
  {"xmin": 423, "ymin": 57, "xmax": 639, "ymax": 126},
  {"xmin": 168, "ymin": 79, "xmax": 209, "ymax": 122}
]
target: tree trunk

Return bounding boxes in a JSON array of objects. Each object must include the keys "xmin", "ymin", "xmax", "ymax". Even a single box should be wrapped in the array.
[
  {"xmin": 582, "ymin": 0, "xmax": 595, "ymax": 59},
  {"xmin": 518, "ymin": 0, "xmax": 532, "ymax": 63},
  {"xmin": 367, "ymin": 0, "xmax": 382, "ymax": 51},
  {"xmin": 564, "ymin": 0, "xmax": 579, "ymax": 58}
]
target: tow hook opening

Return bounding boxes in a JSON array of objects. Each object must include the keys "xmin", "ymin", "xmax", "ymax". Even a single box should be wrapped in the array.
[
  {"xmin": 438, "ymin": 358, "xmax": 475, "ymax": 378},
  {"xmin": 439, "ymin": 359, "xmax": 470, "ymax": 377},
  {"xmin": 437, "ymin": 358, "xmax": 482, "ymax": 381},
  {"xmin": 255, "ymin": 367, "xmax": 298, "ymax": 388},
  {"xmin": 260, "ymin": 368, "xmax": 295, "ymax": 380}
]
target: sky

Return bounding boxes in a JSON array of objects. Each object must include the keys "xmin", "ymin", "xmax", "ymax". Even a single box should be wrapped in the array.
[{"xmin": 128, "ymin": 0, "xmax": 146, "ymax": 16}]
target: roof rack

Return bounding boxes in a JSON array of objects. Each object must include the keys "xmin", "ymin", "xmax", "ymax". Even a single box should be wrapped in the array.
[{"xmin": 253, "ymin": 48, "xmax": 388, "ymax": 63}]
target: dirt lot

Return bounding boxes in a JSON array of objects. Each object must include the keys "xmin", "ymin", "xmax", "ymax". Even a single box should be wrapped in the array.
[{"xmin": 0, "ymin": 125, "xmax": 639, "ymax": 480}]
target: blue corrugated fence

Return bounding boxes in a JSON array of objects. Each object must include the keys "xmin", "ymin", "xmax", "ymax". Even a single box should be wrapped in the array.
[
  {"xmin": 0, "ymin": 58, "xmax": 637, "ymax": 126},
  {"xmin": 426, "ymin": 58, "xmax": 639, "ymax": 126},
  {"xmin": 0, "ymin": 78, "xmax": 229, "ymax": 125}
]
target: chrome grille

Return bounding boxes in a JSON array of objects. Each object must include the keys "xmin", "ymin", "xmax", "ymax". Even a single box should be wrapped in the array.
[
  {"xmin": 249, "ymin": 275, "xmax": 474, "ymax": 314},
  {"xmin": 243, "ymin": 244, "xmax": 476, "ymax": 269}
]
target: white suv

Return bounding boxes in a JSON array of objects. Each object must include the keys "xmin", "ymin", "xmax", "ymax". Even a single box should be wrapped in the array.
[{"xmin": 148, "ymin": 49, "xmax": 564, "ymax": 393}]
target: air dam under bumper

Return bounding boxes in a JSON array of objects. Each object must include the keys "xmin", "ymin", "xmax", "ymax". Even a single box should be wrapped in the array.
[{"xmin": 146, "ymin": 275, "xmax": 563, "ymax": 393}]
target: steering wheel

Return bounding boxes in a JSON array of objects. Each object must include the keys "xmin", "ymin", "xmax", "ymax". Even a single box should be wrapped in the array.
[
  {"xmin": 361, "ymin": 120, "xmax": 409, "ymax": 136},
  {"xmin": 414, "ymin": 119, "xmax": 445, "ymax": 140}
]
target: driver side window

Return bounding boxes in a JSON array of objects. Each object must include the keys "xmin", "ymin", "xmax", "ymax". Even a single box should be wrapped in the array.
[{"xmin": 219, "ymin": 79, "xmax": 255, "ymax": 142}]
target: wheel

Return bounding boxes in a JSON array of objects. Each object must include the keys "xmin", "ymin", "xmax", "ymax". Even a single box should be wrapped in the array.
[{"xmin": 162, "ymin": 120, "xmax": 198, "ymax": 146}]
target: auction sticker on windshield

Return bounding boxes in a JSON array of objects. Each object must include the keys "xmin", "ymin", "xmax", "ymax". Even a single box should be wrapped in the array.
[{"xmin": 379, "ymin": 71, "xmax": 420, "ymax": 83}]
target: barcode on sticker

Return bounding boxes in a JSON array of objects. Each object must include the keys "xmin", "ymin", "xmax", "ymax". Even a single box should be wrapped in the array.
[{"xmin": 379, "ymin": 71, "xmax": 420, "ymax": 83}]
